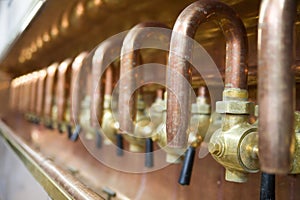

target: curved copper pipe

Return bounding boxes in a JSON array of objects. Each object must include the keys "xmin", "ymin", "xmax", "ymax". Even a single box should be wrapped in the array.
[
  {"xmin": 166, "ymin": 0, "xmax": 248, "ymax": 148},
  {"xmin": 91, "ymin": 37, "xmax": 123, "ymax": 128},
  {"xmin": 56, "ymin": 58, "xmax": 73, "ymax": 122},
  {"xmin": 258, "ymin": 0, "xmax": 296, "ymax": 173},
  {"xmin": 118, "ymin": 22, "xmax": 169, "ymax": 134},
  {"xmin": 44, "ymin": 63, "xmax": 59, "ymax": 118},
  {"xmin": 70, "ymin": 52, "xmax": 88, "ymax": 124},
  {"xmin": 30, "ymin": 73, "xmax": 39, "ymax": 114},
  {"xmin": 36, "ymin": 70, "xmax": 47, "ymax": 117}
]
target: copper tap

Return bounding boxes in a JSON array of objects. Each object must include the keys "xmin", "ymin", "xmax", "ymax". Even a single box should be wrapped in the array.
[
  {"xmin": 258, "ymin": 0, "xmax": 296, "ymax": 174},
  {"xmin": 36, "ymin": 69, "xmax": 47, "ymax": 121},
  {"xmin": 91, "ymin": 36, "xmax": 123, "ymax": 150},
  {"xmin": 68, "ymin": 52, "xmax": 88, "ymax": 141},
  {"xmin": 44, "ymin": 63, "xmax": 59, "ymax": 129},
  {"xmin": 118, "ymin": 21, "xmax": 169, "ymax": 135},
  {"xmin": 118, "ymin": 22, "xmax": 168, "ymax": 155},
  {"xmin": 56, "ymin": 58, "xmax": 73, "ymax": 133},
  {"xmin": 166, "ymin": 0, "xmax": 248, "ymax": 150},
  {"xmin": 28, "ymin": 72, "xmax": 39, "ymax": 123}
]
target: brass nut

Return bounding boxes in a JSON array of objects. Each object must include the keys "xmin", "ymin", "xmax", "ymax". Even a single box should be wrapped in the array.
[
  {"xmin": 223, "ymin": 88, "xmax": 248, "ymax": 101},
  {"xmin": 216, "ymin": 101, "xmax": 254, "ymax": 114}
]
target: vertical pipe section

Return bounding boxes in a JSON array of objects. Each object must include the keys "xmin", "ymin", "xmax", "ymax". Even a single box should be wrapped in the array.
[
  {"xmin": 258, "ymin": 0, "xmax": 296, "ymax": 173},
  {"xmin": 167, "ymin": 0, "xmax": 248, "ymax": 148}
]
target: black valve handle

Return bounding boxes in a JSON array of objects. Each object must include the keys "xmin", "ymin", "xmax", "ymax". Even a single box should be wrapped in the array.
[
  {"xmin": 58, "ymin": 123, "xmax": 64, "ymax": 134},
  {"xmin": 260, "ymin": 172, "xmax": 275, "ymax": 200},
  {"xmin": 145, "ymin": 138, "xmax": 154, "ymax": 168},
  {"xmin": 96, "ymin": 130, "xmax": 102, "ymax": 149},
  {"xmin": 67, "ymin": 124, "xmax": 73, "ymax": 138},
  {"xmin": 116, "ymin": 133, "xmax": 124, "ymax": 156},
  {"xmin": 45, "ymin": 120, "xmax": 53, "ymax": 129},
  {"xmin": 178, "ymin": 146, "xmax": 196, "ymax": 185},
  {"xmin": 70, "ymin": 125, "xmax": 81, "ymax": 142},
  {"xmin": 33, "ymin": 116, "xmax": 40, "ymax": 124}
]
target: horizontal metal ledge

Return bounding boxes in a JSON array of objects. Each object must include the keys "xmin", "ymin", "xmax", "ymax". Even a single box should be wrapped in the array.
[{"xmin": 0, "ymin": 120, "xmax": 104, "ymax": 200}]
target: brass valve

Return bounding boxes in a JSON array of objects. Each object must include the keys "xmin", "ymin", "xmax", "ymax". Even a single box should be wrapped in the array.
[
  {"xmin": 187, "ymin": 96, "xmax": 211, "ymax": 148},
  {"xmin": 101, "ymin": 94, "xmax": 118, "ymax": 144},
  {"xmin": 153, "ymin": 92, "xmax": 185, "ymax": 163},
  {"xmin": 208, "ymin": 88, "xmax": 258, "ymax": 183},
  {"xmin": 179, "ymin": 92, "xmax": 211, "ymax": 185},
  {"xmin": 122, "ymin": 95, "xmax": 152, "ymax": 152}
]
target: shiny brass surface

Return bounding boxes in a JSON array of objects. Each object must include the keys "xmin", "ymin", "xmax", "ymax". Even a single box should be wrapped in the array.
[
  {"xmin": 209, "ymin": 89, "xmax": 258, "ymax": 183},
  {"xmin": 101, "ymin": 94, "xmax": 118, "ymax": 144},
  {"xmin": 188, "ymin": 96, "xmax": 211, "ymax": 148}
]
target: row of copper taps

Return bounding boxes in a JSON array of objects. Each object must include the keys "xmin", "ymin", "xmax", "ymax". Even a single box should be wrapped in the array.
[{"xmin": 9, "ymin": 0, "xmax": 299, "ymax": 192}]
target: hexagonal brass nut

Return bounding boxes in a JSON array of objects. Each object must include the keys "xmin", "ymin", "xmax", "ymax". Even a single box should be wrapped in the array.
[{"xmin": 216, "ymin": 101, "xmax": 254, "ymax": 114}]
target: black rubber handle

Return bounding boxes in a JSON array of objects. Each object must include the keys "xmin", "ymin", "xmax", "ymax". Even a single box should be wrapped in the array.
[
  {"xmin": 45, "ymin": 120, "xmax": 53, "ymax": 129},
  {"xmin": 67, "ymin": 124, "xmax": 73, "ymax": 138},
  {"xmin": 116, "ymin": 133, "xmax": 124, "ymax": 156},
  {"xmin": 145, "ymin": 138, "xmax": 154, "ymax": 168},
  {"xmin": 178, "ymin": 146, "xmax": 196, "ymax": 185},
  {"xmin": 260, "ymin": 172, "xmax": 275, "ymax": 200},
  {"xmin": 70, "ymin": 125, "xmax": 81, "ymax": 142},
  {"xmin": 33, "ymin": 117, "xmax": 40, "ymax": 124},
  {"xmin": 96, "ymin": 130, "xmax": 102, "ymax": 149}
]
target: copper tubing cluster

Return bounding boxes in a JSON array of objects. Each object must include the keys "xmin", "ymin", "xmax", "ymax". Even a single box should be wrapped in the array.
[
  {"xmin": 118, "ymin": 22, "xmax": 169, "ymax": 134},
  {"xmin": 10, "ymin": 52, "xmax": 88, "ymax": 133},
  {"xmin": 258, "ymin": 0, "xmax": 296, "ymax": 173},
  {"xmin": 166, "ymin": 0, "xmax": 248, "ymax": 148}
]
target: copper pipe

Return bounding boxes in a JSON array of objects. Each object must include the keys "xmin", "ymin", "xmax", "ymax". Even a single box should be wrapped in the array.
[
  {"xmin": 36, "ymin": 70, "xmax": 47, "ymax": 117},
  {"xmin": 166, "ymin": 0, "xmax": 248, "ymax": 148},
  {"xmin": 104, "ymin": 67, "xmax": 113, "ymax": 95},
  {"xmin": 44, "ymin": 63, "xmax": 59, "ymax": 118},
  {"xmin": 198, "ymin": 86, "xmax": 207, "ymax": 98},
  {"xmin": 91, "ymin": 37, "xmax": 123, "ymax": 128},
  {"xmin": 258, "ymin": 0, "xmax": 296, "ymax": 173},
  {"xmin": 156, "ymin": 89, "xmax": 163, "ymax": 99},
  {"xmin": 70, "ymin": 52, "xmax": 88, "ymax": 124},
  {"xmin": 118, "ymin": 22, "xmax": 169, "ymax": 134},
  {"xmin": 30, "ymin": 73, "xmax": 38, "ymax": 114},
  {"xmin": 56, "ymin": 58, "xmax": 72, "ymax": 122}
]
